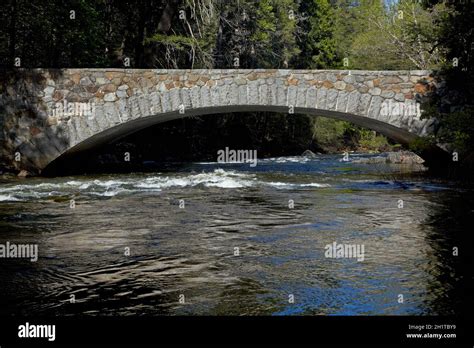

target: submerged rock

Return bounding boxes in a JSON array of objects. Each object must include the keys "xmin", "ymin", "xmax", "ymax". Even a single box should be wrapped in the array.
[
  {"xmin": 301, "ymin": 150, "xmax": 318, "ymax": 158},
  {"xmin": 17, "ymin": 170, "xmax": 31, "ymax": 178}
]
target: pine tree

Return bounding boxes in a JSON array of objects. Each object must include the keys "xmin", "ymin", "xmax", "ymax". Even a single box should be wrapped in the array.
[{"xmin": 295, "ymin": 0, "xmax": 337, "ymax": 69}]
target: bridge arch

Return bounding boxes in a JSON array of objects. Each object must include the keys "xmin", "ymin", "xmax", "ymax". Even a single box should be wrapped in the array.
[{"xmin": 53, "ymin": 105, "xmax": 420, "ymax": 159}]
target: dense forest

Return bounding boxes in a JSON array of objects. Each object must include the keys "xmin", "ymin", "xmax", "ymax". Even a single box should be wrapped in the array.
[{"xmin": 1, "ymin": 0, "xmax": 473, "ymax": 170}]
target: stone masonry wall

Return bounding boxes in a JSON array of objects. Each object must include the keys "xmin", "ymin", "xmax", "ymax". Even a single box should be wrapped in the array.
[{"xmin": 0, "ymin": 69, "xmax": 437, "ymax": 174}]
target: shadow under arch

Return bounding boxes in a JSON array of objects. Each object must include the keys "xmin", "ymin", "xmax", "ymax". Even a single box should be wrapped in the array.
[{"xmin": 42, "ymin": 105, "xmax": 449, "ymax": 175}]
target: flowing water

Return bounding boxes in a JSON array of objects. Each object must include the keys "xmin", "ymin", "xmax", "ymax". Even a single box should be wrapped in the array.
[{"xmin": 0, "ymin": 154, "xmax": 471, "ymax": 316}]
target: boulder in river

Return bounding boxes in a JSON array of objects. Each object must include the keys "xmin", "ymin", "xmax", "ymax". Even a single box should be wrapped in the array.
[
  {"xmin": 351, "ymin": 156, "xmax": 387, "ymax": 164},
  {"xmin": 301, "ymin": 150, "xmax": 318, "ymax": 158},
  {"xmin": 17, "ymin": 170, "xmax": 31, "ymax": 178},
  {"xmin": 386, "ymin": 151, "xmax": 424, "ymax": 164},
  {"xmin": 351, "ymin": 151, "xmax": 425, "ymax": 165}
]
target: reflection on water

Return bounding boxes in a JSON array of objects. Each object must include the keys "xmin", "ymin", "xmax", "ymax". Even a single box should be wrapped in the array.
[{"xmin": 0, "ymin": 154, "xmax": 472, "ymax": 316}]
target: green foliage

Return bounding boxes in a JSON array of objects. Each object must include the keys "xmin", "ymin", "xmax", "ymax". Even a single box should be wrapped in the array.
[
  {"xmin": 248, "ymin": 0, "xmax": 278, "ymax": 67},
  {"xmin": 143, "ymin": 0, "xmax": 218, "ymax": 68},
  {"xmin": 312, "ymin": 116, "xmax": 349, "ymax": 149},
  {"xmin": 346, "ymin": 0, "xmax": 447, "ymax": 70},
  {"xmin": 252, "ymin": 0, "xmax": 276, "ymax": 42},
  {"xmin": 358, "ymin": 130, "xmax": 390, "ymax": 151},
  {"xmin": 312, "ymin": 116, "xmax": 395, "ymax": 152},
  {"xmin": 1, "ymin": 0, "xmax": 108, "ymax": 67},
  {"xmin": 273, "ymin": 0, "xmax": 300, "ymax": 67},
  {"xmin": 0, "ymin": 0, "xmax": 461, "ymax": 72},
  {"xmin": 295, "ymin": 0, "xmax": 336, "ymax": 68},
  {"xmin": 419, "ymin": 2, "xmax": 474, "ymax": 158},
  {"xmin": 145, "ymin": 34, "xmax": 197, "ymax": 50},
  {"xmin": 408, "ymin": 136, "xmax": 435, "ymax": 153},
  {"xmin": 436, "ymin": 108, "xmax": 474, "ymax": 154}
]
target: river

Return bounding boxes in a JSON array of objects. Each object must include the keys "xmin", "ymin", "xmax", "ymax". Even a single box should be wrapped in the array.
[{"xmin": 0, "ymin": 153, "xmax": 471, "ymax": 316}]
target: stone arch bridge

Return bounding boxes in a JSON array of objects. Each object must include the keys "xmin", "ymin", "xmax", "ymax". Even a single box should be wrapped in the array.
[{"xmin": 0, "ymin": 68, "xmax": 443, "ymax": 174}]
